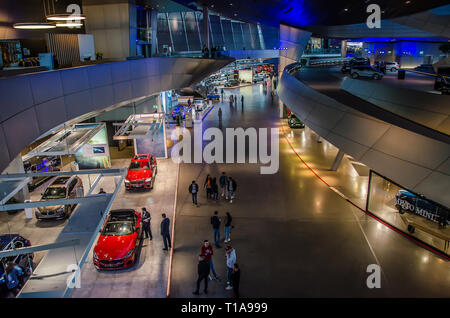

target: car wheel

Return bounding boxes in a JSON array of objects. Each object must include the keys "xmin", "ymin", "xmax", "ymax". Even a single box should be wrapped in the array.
[
  {"xmin": 351, "ymin": 73, "xmax": 359, "ymax": 79},
  {"xmin": 391, "ymin": 67, "xmax": 396, "ymax": 72},
  {"xmin": 373, "ymin": 74, "xmax": 379, "ymax": 80},
  {"xmin": 65, "ymin": 206, "xmax": 72, "ymax": 218}
]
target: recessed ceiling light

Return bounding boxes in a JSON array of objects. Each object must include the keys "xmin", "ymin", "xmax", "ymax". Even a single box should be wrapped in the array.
[
  {"xmin": 344, "ymin": 8, "xmax": 348, "ymax": 11},
  {"xmin": 55, "ymin": 22, "xmax": 83, "ymax": 27},
  {"xmin": 405, "ymin": 0, "xmax": 411, "ymax": 4},
  {"xmin": 13, "ymin": 22, "xmax": 56, "ymax": 29},
  {"xmin": 46, "ymin": 14, "xmax": 86, "ymax": 21}
]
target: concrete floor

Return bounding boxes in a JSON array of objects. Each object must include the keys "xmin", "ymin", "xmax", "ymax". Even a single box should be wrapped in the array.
[{"xmin": 169, "ymin": 83, "xmax": 450, "ymax": 298}]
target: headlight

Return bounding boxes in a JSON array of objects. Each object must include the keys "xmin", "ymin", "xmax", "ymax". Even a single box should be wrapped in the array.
[
  {"xmin": 93, "ymin": 252, "xmax": 98, "ymax": 259},
  {"xmin": 124, "ymin": 249, "xmax": 134, "ymax": 259},
  {"xmin": 145, "ymin": 178, "xmax": 152, "ymax": 182},
  {"xmin": 124, "ymin": 180, "xmax": 130, "ymax": 184}
]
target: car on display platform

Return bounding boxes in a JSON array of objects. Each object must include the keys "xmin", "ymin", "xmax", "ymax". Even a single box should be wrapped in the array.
[
  {"xmin": 394, "ymin": 190, "xmax": 449, "ymax": 232},
  {"xmin": 35, "ymin": 176, "xmax": 84, "ymax": 220},
  {"xmin": 341, "ymin": 58, "xmax": 370, "ymax": 74},
  {"xmin": 350, "ymin": 65, "xmax": 383, "ymax": 80},
  {"xmin": 0, "ymin": 234, "xmax": 33, "ymax": 297},
  {"xmin": 171, "ymin": 105, "xmax": 190, "ymax": 120},
  {"xmin": 288, "ymin": 114, "xmax": 305, "ymax": 128},
  {"xmin": 124, "ymin": 154, "xmax": 157, "ymax": 190},
  {"xmin": 93, "ymin": 209, "xmax": 142, "ymax": 270},
  {"xmin": 224, "ymin": 79, "xmax": 240, "ymax": 87}
]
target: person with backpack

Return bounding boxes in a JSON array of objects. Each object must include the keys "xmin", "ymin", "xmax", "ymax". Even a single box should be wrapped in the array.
[
  {"xmin": 204, "ymin": 174, "xmax": 212, "ymax": 199},
  {"xmin": 224, "ymin": 212, "xmax": 232, "ymax": 242},
  {"xmin": 212, "ymin": 177, "xmax": 219, "ymax": 203},
  {"xmin": 219, "ymin": 172, "xmax": 228, "ymax": 198},
  {"xmin": 228, "ymin": 177, "xmax": 237, "ymax": 203},
  {"xmin": 189, "ymin": 180, "xmax": 199, "ymax": 206},
  {"xmin": 211, "ymin": 211, "xmax": 221, "ymax": 248}
]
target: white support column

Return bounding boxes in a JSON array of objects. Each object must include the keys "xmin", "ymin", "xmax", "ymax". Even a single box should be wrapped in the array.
[{"xmin": 331, "ymin": 149, "xmax": 345, "ymax": 171}]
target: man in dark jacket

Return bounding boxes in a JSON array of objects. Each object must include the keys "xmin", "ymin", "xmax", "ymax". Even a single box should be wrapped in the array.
[
  {"xmin": 193, "ymin": 255, "xmax": 210, "ymax": 295},
  {"xmin": 231, "ymin": 263, "xmax": 241, "ymax": 298},
  {"xmin": 189, "ymin": 180, "xmax": 199, "ymax": 206},
  {"xmin": 142, "ymin": 207, "xmax": 152, "ymax": 240},
  {"xmin": 211, "ymin": 211, "xmax": 221, "ymax": 248},
  {"xmin": 160, "ymin": 213, "xmax": 171, "ymax": 250}
]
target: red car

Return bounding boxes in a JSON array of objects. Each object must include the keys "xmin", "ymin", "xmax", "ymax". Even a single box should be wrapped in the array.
[
  {"xmin": 93, "ymin": 209, "xmax": 142, "ymax": 270},
  {"xmin": 124, "ymin": 154, "xmax": 157, "ymax": 190}
]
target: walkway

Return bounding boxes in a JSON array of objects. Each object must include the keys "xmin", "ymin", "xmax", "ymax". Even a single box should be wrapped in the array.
[{"xmin": 169, "ymin": 82, "xmax": 450, "ymax": 297}]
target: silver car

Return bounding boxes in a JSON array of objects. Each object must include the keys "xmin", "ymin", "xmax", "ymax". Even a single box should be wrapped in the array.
[
  {"xmin": 35, "ymin": 176, "xmax": 84, "ymax": 220},
  {"xmin": 350, "ymin": 66, "xmax": 383, "ymax": 80}
]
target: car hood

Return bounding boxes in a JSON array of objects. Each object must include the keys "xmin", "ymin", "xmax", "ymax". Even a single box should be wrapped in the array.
[
  {"xmin": 126, "ymin": 169, "xmax": 151, "ymax": 181},
  {"xmin": 38, "ymin": 205, "xmax": 63, "ymax": 212},
  {"xmin": 94, "ymin": 234, "xmax": 136, "ymax": 260}
]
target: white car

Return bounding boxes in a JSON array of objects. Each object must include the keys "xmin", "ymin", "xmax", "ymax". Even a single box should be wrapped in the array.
[
  {"xmin": 350, "ymin": 65, "xmax": 384, "ymax": 80},
  {"xmin": 384, "ymin": 61, "xmax": 400, "ymax": 72}
]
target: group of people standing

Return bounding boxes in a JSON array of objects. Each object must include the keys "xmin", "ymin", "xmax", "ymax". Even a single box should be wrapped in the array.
[
  {"xmin": 189, "ymin": 172, "xmax": 237, "ymax": 205},
  {"xmin": 141, "ymin": 208, "xmax": 172, "ymax": 251},
  {"xmin": 194, "ymin": 240, "xmax": 240, "ymax": 298}
]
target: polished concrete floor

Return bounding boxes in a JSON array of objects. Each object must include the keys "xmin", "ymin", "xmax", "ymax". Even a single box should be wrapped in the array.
[{"xmin": 169, "ymin": 82, "xmax": 450, "ymax": 298}]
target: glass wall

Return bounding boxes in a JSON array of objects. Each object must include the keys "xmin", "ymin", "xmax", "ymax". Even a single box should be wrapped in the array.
[
  {"xmin": 367, "ymin": 170, "xmax": 449, "ymax": 255},
  {"xmin": 157, "ymin": 13, "xmax": 172, "ymax": 53},
  {"xmin": 168, "ymin": 12, "xmax": 188, "ymax": 52},
  {"xmin": 221, "ymin": 19, "xmax": 235, "ymax": 50},
  {"xmin": 155, "ymin": 9, "xmax": 269, "ymax": 54},
  {"xmin": 183, "ymin": 12, "xmax": 201, "ymax": 51},
  {"xmin": 231, "ymin": 22, "xmax": 245, "ymax": 50}
]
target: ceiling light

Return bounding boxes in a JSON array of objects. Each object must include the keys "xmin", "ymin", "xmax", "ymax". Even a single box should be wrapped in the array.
[
  {"xmin": 344, "ymin": 8, "xmax": 349, "ymax": 11},
  {"xmin": 46, "ymin": 13, "xmax": 86, "ymax": 21},
  {"xmin": 405, "ymin": 0, "xmax": 411, "ymax": 3},
  {"xmin": 13, "ymin": 22, "xmax": 56, "ymax": 29},
  {"xmin": 55, "ymin": 22, "xmax": 83, "ymax": 27}
]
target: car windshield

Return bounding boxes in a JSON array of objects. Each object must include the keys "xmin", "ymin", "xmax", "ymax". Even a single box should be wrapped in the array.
[
  {"xmin": 102, "ymin": 221, "xmax": 134, "ymax": 236},
  {"xmin": 129, "ymin": 161, "xmax": 149, "ymax": 170},
  {"xmin": 42, "ymin": 187, "xmax": 66, "ymax": 199}
]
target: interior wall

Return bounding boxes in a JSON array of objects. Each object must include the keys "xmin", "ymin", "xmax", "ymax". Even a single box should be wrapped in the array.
[{"xmin": 82, "ymin": 1, "xmax": 131, "ymax": 59}]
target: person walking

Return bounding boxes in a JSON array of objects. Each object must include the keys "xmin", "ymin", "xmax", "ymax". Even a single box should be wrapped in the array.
[
  {"xmin": 231, "ymin": 263, "xmax": 241, "ymax": 298},
  {"xmin": 219, "ymin": 172, "xmax": 228, "ymax": 198},
  {"xmin": 189, "ymin": 180, "xmax": 199, "ymax": 206},
  {"xmin": 228, "ymin": 177, "xmax": 237, "ymax": 203},
  {"xmin": 160, "ymin": 213, "xmax": 171, "ymax": 251},
  {"xmin": 225, "ymin": 245, "xmax": 236, "ymax": 290},
  {"xmin": 218, "ymin": 107, "xmax": 223, "ymax": 121},
  {"xmin": 193, "ymin": 255, "xmax": 210, "ymax": 295},
  {"xmin": 212, "ymin": 177, "xmax": 219, "ymax": 203},
  {"xmin": 211, "ymin": 211, "xmax": 221, "ymax": 248},
  {"xmin": 224, "ymin": 212, "xmax": 232, "ymax": 242},
  {"xmin": 241, "ymin": 95, "xmax": 244, "ymax": 106},
  {"xmin": 204, "ymin": 174, "xmax": 212, "ymax": 199},
  {"xmin": 201, "ymin": 240, "xmax": 219, "ymax": 280},
  {"xmin": 221, "ymin": 88, "xmax": 224, "ymax": 101},
  {"xmin": 142, "ymin": 207, "xmax": 152, "ymax": 240}
]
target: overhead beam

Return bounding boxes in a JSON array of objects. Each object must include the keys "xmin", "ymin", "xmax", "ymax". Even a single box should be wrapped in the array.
[
  {"xmin": 0, "ymin": 168, "xmax": 124, "ymax": 180},
  {"xmin": 0, "ymin": 177, "xmax": 31, "ymax": 205},
  {"xmin": 0, "ymin": 239, "xmax": 80, "ymax": 258},
  {"xmin": 0, "ymin": 194, "xmax": 111, "ymax": 212}
]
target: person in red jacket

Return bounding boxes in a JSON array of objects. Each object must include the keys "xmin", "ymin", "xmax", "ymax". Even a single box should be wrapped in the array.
[{"xmin": 200, "ymin": 240, "xmax": 219, "ymax": 280}]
